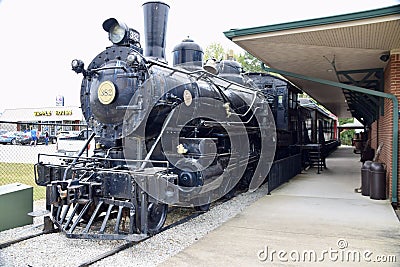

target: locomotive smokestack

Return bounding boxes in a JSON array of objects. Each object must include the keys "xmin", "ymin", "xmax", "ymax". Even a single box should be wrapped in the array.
[{"xmin": 142, "ymin": 1, "xmax": 170, "ymax": 61}]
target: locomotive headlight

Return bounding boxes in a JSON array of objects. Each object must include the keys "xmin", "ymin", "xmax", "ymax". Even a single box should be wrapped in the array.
[
  {"xmin": 109, "ymin": 24, "xmax": 126, "ymax": 44},
  {"xmin": 71, "ymin": 59, "xmax": 84, "ymax": 74},
  {"xmin": 102, "ymin": 18, "xmax": 128, "ymax": 45},
  {"xmin": 71, "ymin": 59, "xmax": 79, "ymax": 68},
  {"xmin": 127, "ymin": 53, "xmax": 138, "ymax": 65}
]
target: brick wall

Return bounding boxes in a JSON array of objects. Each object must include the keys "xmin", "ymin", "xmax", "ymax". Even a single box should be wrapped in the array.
[{"xmin": 373, "ymin": 52, "xmax": 400, "ymax": 205}]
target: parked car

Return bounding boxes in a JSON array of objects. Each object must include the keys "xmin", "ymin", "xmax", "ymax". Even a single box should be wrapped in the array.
[
  {"xmin": 16, "ymin": 133, "xmax": 33, "ymax": 145},
  {"xmin": 39, "ymin": 133, "xmax": 57, "ymax": 144},
  {"xmin": 17, "ymin": 132, "xmax": 57, "ymax": 145},
  {"xmin": 57, "ymin": 129, "xmax": 94, "ymax": 158},
  {"xmin": 56, "ymin": 130, "xmax": 81, "ymax": 139},
  {"xmin": 0, "ymin": 131, "xmax": 23, "ymax": 145}
]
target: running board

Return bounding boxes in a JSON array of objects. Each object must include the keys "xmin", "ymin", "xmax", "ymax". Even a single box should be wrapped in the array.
[{"xmin": 28, "ymin": 209, "xmax": 50, "ymax": 217}]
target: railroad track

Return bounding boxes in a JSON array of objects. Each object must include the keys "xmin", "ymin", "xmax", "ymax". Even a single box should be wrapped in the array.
[
  {"xmin": 76, "ymin": 192, "xmax": 238, "ymax": 267},
  {"xmin": 0, "ymin": 192, "xmax": 239, "ymax": 266},
  {"xmin": 0, "ymin": 207, "xmax": 197, "ymax": 250},
  {"xmin": 0, "ymin": 217, "xmax": 58, "ymax": 249},
  {"xmin": 0, "ymin": 229, "xmax": 57, "ymax": 249},
  {"xmin": 77, "ymin": 211, "xmax": 203, "ymax": 267}
]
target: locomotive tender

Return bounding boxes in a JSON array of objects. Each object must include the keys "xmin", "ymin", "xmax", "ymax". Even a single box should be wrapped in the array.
[{"xmin": 35, "ymin": 1, "xmax": 278, "ymax": 240}]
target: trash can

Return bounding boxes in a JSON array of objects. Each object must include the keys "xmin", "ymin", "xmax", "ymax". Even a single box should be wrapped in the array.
[
  {"xmin": 361, "ymin": 161, "xmax": 372, "ymax": 196},
  {"xmin": 369, "ymin": 162, "xmax": 386, "ymax": 200}
]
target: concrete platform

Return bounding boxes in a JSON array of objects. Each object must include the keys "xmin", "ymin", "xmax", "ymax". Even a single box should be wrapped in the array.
[{"xmin": 161, "ymin": 147, "xmax": 400, "ymax": 266}]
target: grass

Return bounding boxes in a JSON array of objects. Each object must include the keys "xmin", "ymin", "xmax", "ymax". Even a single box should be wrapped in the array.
[{"xmin": 0, "ymin": 162, "xmax": 45, "ymax": 201}]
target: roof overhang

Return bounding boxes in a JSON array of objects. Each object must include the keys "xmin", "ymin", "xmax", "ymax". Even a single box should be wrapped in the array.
[{"xmin": 224, "ymin": 5, "xmax": 400, "ymax": 119}]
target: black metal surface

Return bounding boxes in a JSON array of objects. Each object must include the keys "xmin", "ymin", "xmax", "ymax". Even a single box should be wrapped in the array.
[
  {"xmin": 267, "ymin": 154, "xmax": 302, "ymax": 192},
  {"xmin": 142, "ymin": 1, "xmax": 169, "ymax": 60},
  {"xmin": 172, "ymin": 38, "xmax": 203, "ymax": 67},
  {"xmin": 102, "ymin": 173, "xmax": 133, "ymax": 199},
  {"xmin": 246, "ymin": 72, "xmax": 301, "ymax": 140},
  {"xmin": 80, "ymin": 46, "xmax": 140, "ymax": 141}
]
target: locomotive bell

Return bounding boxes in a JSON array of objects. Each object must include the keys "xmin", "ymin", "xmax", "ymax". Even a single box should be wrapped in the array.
[{"xmin": 203, "ymin": 58, "xmax": 219, "ymax": 75}]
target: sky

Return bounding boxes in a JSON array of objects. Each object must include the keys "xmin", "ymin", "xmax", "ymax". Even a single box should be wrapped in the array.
[{"xmin": 0, "ymin": 0, "xmax": 399, "ymax": 112}]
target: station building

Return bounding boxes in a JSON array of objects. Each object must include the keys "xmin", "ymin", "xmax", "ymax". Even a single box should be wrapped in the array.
[
  {"xmin": 0, "ymin": 106, "xmax": 85, "ymax": 135},
  {"xmin": 224, "ymin": 5, "xmax": 400, "ymax": 207}
]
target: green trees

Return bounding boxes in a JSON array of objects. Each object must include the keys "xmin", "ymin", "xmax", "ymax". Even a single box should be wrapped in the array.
[
  {"xmin": 204, "ymin": 43, "xmax": 226, "ymax": 61},
  {"xmin": 236, "ymin": 52, "xmax": 264, "ymax": 72},
  {"xmin": 203, "ymin": 43, "xmax": 263, "ymax": 72},
  {"xmin": 339, "ymin": 118, "xmax": 355, "ymax": 146}
]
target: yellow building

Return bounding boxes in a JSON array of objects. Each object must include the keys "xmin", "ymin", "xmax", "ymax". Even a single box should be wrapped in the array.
[{"xmin": 0, "ymin": 106, "xmax": 86, "ymax": 135}]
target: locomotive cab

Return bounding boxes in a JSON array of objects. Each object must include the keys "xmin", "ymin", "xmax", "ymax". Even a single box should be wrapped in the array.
[{"xmin": 246, "ymin": 73, "xmax": 302, "ymax": 159}]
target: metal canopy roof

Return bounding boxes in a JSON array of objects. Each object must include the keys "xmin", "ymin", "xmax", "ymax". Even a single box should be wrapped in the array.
[{"xmin": 224, "ymin": 5, "xmax": 400, "ymax": 120}]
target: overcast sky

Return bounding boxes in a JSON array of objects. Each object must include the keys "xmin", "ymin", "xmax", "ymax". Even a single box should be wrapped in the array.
[{"xmin": 0, "ymin": 0, "xmax": 398, "ymax": 112}]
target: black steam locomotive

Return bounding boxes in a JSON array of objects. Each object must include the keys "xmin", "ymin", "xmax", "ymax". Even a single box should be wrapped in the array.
[{"xmin": 34, "ymin": 1, "xmax": 336, "ymax": 240}]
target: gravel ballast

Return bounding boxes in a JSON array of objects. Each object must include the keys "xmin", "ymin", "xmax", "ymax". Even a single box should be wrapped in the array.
[{"xmin": 0, "ymin": 184, "xmax": 268, "ymax": 267}]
